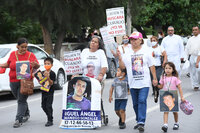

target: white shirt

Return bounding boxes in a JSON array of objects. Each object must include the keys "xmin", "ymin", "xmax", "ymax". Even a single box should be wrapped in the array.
[
  {"xmin": 161, "ymin": 34, "xmax": 184, "ymax": 59},
  {"xmin": 118, "ymin": 43, "xmax": 132, "ymax": 55},
  {"xmin": 151, "ymin": 45, "xmax": 165, "ymax": 66},
  {"xmin": 185, "ymin": 34, "xmax": 200, "ymax": 56},
  {"xmin": 81, "ymin": 48, "xmax": 108, "ymax": 79},
  {"xmin": 122, "ymin": 45, "xmax": 155, "ymax": 89}
]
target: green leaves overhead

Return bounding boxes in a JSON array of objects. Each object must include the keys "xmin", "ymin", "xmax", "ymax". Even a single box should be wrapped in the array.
[{"xmin": 136, "ymin": 0, "xmax": 200, "ymax": 35}]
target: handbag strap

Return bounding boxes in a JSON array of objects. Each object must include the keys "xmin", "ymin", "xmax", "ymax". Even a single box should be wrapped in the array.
[
  {"xmin": 15, "ymin": 51, "xmax": 31, "ymax": 61},
  {"xmin": 15, "ymin": 51, "xmax": 33, "ymax": 78}
]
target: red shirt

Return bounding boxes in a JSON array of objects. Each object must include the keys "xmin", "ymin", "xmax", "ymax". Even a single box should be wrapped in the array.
[{"xmin": 7, "ymin": 51, "xmax": 39, "ymax": 82}]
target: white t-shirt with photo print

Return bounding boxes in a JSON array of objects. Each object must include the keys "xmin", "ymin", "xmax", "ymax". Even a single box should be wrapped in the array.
[
  {"xmin": 81, "ymin": 48, "xmax": 108, "ymax": 79},
  {"xmin": 122, "ymin": 45, "xmax": 155, "ymax": 89}
]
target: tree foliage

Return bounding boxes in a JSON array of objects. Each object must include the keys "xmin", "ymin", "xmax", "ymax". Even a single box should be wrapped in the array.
[
  {"xmin": 0, "ymin": 8, "xmax": 43, "ymax": 44},
  {"xmin": 135, "ymin": 0, "xmax": 200, "ymax": 35}
]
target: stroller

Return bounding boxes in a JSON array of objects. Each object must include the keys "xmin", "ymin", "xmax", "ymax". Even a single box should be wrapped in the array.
[{"xmin": 101, "ymin": 99, "xmax": 108, "ymax": 126}]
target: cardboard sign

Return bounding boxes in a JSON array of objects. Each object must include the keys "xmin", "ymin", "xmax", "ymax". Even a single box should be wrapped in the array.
[
  {"xmin": 100, "ymin": 26, "xmax": 115, "ymax": 45},
  {"xmin": 34, "ymin": 70, "xmax": 50, "ymax": 92},
  {"xmin": 60, "ymin": 76, "xmax": 101, "ymax": 129},
  {"xmin": 64, "ymin": 50, "xmax": 82, "ymax": 75},
  {"xmin": 16, "ymin": 61, "xmax": 30, "ymax": 79},
  {"xmin": 106, "ymin": 7, "xmax": 126, "ymax": 37},
  {"xmin": 160, "ymin": 90, "xmax": 179, "ymax": 112}
]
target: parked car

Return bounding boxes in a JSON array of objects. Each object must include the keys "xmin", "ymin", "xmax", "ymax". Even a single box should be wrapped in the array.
[{"xmin": 0, "ymin": 43, "xmax": 66, "ymax": 94}]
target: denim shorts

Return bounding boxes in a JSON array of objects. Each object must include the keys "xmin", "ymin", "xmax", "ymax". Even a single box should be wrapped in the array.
[{"xmin": 114, "ymin": 99, "xmax": 128, "ymax": 111}]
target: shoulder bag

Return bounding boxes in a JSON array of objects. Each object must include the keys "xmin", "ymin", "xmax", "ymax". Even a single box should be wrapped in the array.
[{"xmin": 15, "ymin": 51, "xmax": 34, "ymax": 95}]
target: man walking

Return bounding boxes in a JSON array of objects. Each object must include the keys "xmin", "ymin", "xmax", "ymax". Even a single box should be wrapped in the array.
[
  {"xmin": 185, "ymin": 26, "xmax": 200, "ymax": 90},
  {"xmin": 161, "ymin": 26, "xmax": 184, "ymax": 74}
]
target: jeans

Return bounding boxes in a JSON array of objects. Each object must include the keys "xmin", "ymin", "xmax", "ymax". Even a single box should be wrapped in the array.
[
  {"xmin": 10, "ymin": 82, "xmax": 30, "ymax": 122},
  {"xmin": 130, "ymin": 87, "xmax": 149, "ymax": 124}
]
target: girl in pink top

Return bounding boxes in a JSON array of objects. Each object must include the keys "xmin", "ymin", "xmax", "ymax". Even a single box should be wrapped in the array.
[{"xmin": 158, "ymin": 62, "xmax": 185, "ymax": 132}]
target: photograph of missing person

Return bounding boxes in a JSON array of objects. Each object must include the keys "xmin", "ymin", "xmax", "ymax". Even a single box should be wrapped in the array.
[
  {"xmin": 16, "ymin": 61, "xmax": 30, "ymax": 79},
  {"xmin": 160, "ymin": 90, "xmax": 179, "ymax": 112},
  {"xmin": 131, "ymin": 55, "xmax": 144, "ymax": 76},
  {"xmin": 86, "ymin": 62, "xmax": 95, "ymax": 78},
  {"xmin": 114, "ymin": 82, "xmax": 128, "ymax": 99},
  {"xmin": 34, "ymin": 70, "xmax": 44, "ymax": 81},
  {"xmin": 66, "ymin": 76, "xmax": 91, "ymax": 110},
  {"xmin": 34, "ymin": 70, "xmax": 50, "ymax": 91}
]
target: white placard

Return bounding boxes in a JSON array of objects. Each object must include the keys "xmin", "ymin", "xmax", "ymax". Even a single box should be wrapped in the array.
[
  {"xmin": 100, "ymin": 26, "xmax": 115, "ymax": 45},
  {"xmin": 106, "ymin": 7, "xmax": 126, "ymax": 37},
  {"xmin": 60, "ymin": 77, "xmax": 101, "ymax": 129},
  {"xmin": 64, "ymin": 50, "xmax": 82, "ymax": 75}
]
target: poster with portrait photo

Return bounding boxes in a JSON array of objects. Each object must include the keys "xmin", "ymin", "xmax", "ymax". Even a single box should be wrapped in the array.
[
  {"xmin": 160, "ymin": 90, "xmax": 179, "ymax": 112},
  {"xmin": 34, "ymin": 70, "xmax": 50, "ymax": 92},
  {"xmin": 16, "ymin": 61, "xmax": 30, "ymax": 79},
  {"xmin": 60, "ymin": 76, "xmax": 101, "ymax": 129}
]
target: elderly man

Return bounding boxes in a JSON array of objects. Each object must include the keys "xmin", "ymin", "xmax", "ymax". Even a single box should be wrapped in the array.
[
  {"xmin": 186, "ymin": 26, "xmax": 200, "ymax": 90},
  {"xmin": 161, "ymin": 26, "xmax": 184, "ymax": 74}
]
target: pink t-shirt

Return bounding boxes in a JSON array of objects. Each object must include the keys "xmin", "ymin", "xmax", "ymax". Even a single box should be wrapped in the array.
[{"xmin": 159, "ymin": 76, "xmax": 181, "ymax": 90}]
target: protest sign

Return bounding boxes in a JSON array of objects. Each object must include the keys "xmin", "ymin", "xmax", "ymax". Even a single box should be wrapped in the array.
[
  {"xmin": 100, "ymin": 26, "xmax": 115, "ymax": 45},
  {"xmin": 16, "ymin": 61, "xmax": 30, "ymax": 79},
  {"xmin": 160, "ymin": 90, "xmax": 179, "ymax": 112},
  {"xmin": 64, "ymin": 50, "xmax": 82, "ymax": 75},
  {"xmin": 106, "ymin": 7, "xmax": 126, "ymax": 37},
  {"xmin": 60, "ymin": 76, "xmax": 101, "ymax": 129},
  {"xmin": 34, "ymin": 70, "xmax": 50, "ymax": 92}
]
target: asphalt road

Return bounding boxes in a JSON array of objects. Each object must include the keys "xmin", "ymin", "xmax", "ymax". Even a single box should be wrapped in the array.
[{"xmin": 0, "ymin": 71, "xmax": 200, "ymax": 133}]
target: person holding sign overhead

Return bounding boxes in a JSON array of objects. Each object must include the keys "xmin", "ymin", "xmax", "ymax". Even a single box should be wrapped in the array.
[{"xmin": 0, "ymin": 38, "xmax": 39, "ymax": 128}]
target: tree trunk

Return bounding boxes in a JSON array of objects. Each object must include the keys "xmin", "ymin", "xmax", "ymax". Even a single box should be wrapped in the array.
[
  {"xmin": 126, "ymin": 0, "xmax": 132, "ymax": 36},
  {"xmin": 40, "ymin": 24, "xmax": 53, "ymax": 55},
  {"xmin": 54, "ymin": 30, "xmax": 65, "ymax": 60},
  {"xmin": 135, "ymin": 25, "xmax": 147, "ymax": 38}
]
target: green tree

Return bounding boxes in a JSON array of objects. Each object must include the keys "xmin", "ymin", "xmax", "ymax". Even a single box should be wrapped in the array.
[
  {"xmin": 136, "ymin": 0, "xmax": 200, "ymax": 35},
  {"xmin": 0, "ymin": 8, "xmax": 42, "ymax": 44}
]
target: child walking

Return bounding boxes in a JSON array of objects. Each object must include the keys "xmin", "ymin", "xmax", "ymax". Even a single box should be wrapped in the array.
[
  {"xmin": 109, "ymin": 67, "xmax": 129, "ymax": 129},
  {"xmin": 158, "ymin": 62, "xmax": 185, "ymax": 132},
  {"xmin": 41, "ymin": 57, "xmax": 56, "ymax": 127}
]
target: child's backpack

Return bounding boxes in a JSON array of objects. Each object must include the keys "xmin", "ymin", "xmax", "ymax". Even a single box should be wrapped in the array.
[{"xmin": 180, "ymin": 100, "xmax": 194, "ymax": 115}]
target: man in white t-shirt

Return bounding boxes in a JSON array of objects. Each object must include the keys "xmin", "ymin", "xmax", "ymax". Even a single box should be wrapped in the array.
[
  {"xmin": 185, "ymin": 26, "xmax": 200, "ymax": 90},
  {"xmin": 161, "ymin": 26, "xmax": 184, "ymax": 74}
]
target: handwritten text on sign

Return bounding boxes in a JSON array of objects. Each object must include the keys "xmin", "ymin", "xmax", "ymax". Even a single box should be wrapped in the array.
[
  {"xmin": 64, "ymin": 50, "xmax": 82, "ymax": 75},
  {"xmin": 106, "ymin": 7, "xmax": 126, "ymax": 37}
]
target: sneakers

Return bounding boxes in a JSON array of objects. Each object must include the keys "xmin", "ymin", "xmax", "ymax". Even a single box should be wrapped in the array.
[
  {"xmin": 22, "ymin": 115, "xmax": 30, "ymax": 123},
  {"xmin": 13, "ymin": 120, "xmax": 22, "ymax": 128},
  {"xmin": 173, "ymin": 123, "xmax": 179, "ymax": 130},
  {"xmin": 45, "ymin": 121, "xmax": 53, "ymax": 127},
  {"xmin": 134, "ymin": 124, "xmax": 139, "ymax": 129},
  {"xmin": 138, "ymin": 124, "xmax": 145, "ymax": 132},
  {"xmin": 119, "ymin": 122, "xmax": 126, "ymax": 129},
  {"xmin": 162, "ymin": 125, "xmax": 168, "ymax": 132}
]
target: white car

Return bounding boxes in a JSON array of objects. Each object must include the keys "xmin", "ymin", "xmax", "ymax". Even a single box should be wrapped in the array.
[{"xmin": 0, "ymin": 43, "xmax": 66, "ymax": 94}]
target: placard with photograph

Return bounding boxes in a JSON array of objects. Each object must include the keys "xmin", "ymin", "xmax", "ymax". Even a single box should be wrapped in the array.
[
  {"xmin": 16, "ymin": 61, "xmax": 30, "ymax": 79},
  {"xmin": 160, "ymin": 90, "xmax": 179, "ymax": 112},
  {"xmin": 34, "ymin": 70, "xmax": 50, "ymax": 92},
  {"xmin": 60, "ymin": 76, "xmax": 101, "ymax": 129}
]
